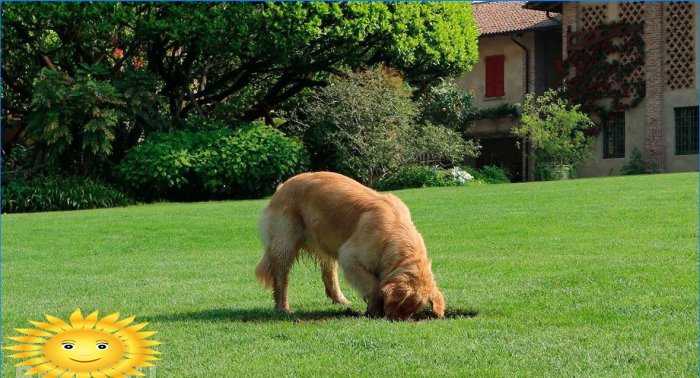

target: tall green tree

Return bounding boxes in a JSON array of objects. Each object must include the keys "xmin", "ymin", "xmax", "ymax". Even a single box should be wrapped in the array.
[{"xmin": 2, "ymin": 2, "xmax": 478, "ymax": 172}]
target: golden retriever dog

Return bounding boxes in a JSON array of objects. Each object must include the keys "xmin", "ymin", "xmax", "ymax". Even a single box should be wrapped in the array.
[{"xmin": 256, "ymin": 171, "xmax": 445, "ymax": 320}]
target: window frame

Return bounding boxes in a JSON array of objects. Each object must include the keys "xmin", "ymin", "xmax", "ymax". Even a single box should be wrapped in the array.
[
  {"xmin": 603, "ymin": 112, "xmax": 625, "ymax": 159},
  {"xmin": 484, "ymin": 54, "xmax": 505, "ymax": 98},
  {"xmin": 674, "ymin": 106, "xmax": 699, "ymax": 155}
]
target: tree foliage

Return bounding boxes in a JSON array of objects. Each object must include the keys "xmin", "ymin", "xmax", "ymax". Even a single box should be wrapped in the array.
[
  {"xmin": 513, "ymin": 88, "xmax": 595, "ymax": 172},
  {"xmin": 299, "ymin": 68, "xmax": 479, "ymax": 186},
  {"xmin": 2, "ymin": 2, "xmax": 478, "ymax": 134}
]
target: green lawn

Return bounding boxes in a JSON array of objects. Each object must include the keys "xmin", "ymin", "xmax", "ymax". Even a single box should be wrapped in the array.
[{"xmin": 2, "ymin": 173, "xmax": 698, "ymax": 377}]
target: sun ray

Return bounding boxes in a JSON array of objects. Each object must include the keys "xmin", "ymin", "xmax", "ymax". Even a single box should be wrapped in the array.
[
  {"xmin": 75, "ymin": 371, "xmax": 91, "ymax": 378},
  {"xmin": 4, "ymin": 344, "xmax": 44, "ymax": 351},
  {"xmin": 83, "ymin": 311, "xmax": 99, "ymax": 328},
  {"xmin": 128, "ymin": 348, "xmax": 161, "ymax": 355},
  {"xmin": 110, "ymin": 358, "xmax": 146, "ymax": 377},
  {"xmin": 44, "ymin": 314, "xmax": 71, "ymax": 330},
  {"xmin": 16, "ymin": 328, "xmax": 54, "ymax": 337},
  {"xmin": 128, "ymin": 354, "xmax": 159, "ymax": 367},
  {"xmin": 133, "ymin": 339, "xmax": 162, "ymax": 348},
  {"xmin": 68, "ymin": 308, "xmax": 86, "ymax": 328},
  {"xmin": 29, "ymin": 320, "xmax": 65, "ymax": 333},
  {"xmin": 41, "ymin": 367, "xmax": 67, "ymax": 378},
  {"xmin": 8, "ymin": 351, "xmax": 44, "ymax": 358},
  {"xmin": 120, "ymin": 322, "xmax": 149, "ymax": 333},
  {"xmin": 8, "ymin": 336, "xmax": 47, "ymax": 344},
  {"xmin": 94, "ymin": 312, "xmax": 120, "ymax": 331},
  {"xmin": 15, "ymin": 356, "xmax": 49, "ymax": 367},
  {"xmin": 91, "ymin": 370, "xmax": 109, "ymax": 378},
  {"xmin": 101, "ymin": 367, "xmax": 128, "ymax": 378},
  {"xmin": 25, "ymin": 362, "xmax": 58, "ymax": 375},
  {"xmin": 110, "ymin": 315, "xmax": 136, "ymax": 330}
]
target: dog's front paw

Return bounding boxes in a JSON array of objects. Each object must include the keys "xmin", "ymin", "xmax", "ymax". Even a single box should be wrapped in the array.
[{"xmin": 365, "ymin": 298, "xmax": 384, "ymax": 318}]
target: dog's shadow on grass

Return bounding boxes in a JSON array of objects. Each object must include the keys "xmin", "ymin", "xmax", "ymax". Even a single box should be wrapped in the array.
[{"xmin": 144, "ymin": 307, "xmax": 478, "ymax": 324}]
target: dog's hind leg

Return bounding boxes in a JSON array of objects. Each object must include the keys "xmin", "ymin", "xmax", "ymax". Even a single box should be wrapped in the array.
[
  {"xmin": 257, "ymin": 211, "xmax": 301, "ymax": 313},
  {"xmin": 320, "ymin": 259, "xmax": 349, "ymax": 305}
]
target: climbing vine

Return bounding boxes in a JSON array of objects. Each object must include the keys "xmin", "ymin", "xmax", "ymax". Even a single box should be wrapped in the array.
[{"xmin": 562, "ymin": 21, "xmax": 646, "ymax": 133}]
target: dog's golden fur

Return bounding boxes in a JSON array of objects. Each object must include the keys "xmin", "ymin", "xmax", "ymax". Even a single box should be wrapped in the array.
[{"xmin": 256, "ymin": 171, "xmax": 445, "ymax": 320}]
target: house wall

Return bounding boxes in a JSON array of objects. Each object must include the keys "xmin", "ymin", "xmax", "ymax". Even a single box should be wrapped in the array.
[
  {"xmin": 566, "ymin": 1, "xmax": 699, "ymax": 177},
  {"xmin": 456, "ymin": 33, "xmax": 535, "ymax": 109}
]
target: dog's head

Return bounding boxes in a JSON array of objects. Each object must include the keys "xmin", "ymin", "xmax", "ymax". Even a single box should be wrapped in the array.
[{"xmin": 381, "ymin": 260, "xmax": 445, "ymax": 320}]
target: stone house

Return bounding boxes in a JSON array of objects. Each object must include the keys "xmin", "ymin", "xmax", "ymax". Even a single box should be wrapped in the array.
[{"xmin": 459, "ymin": 1, "xmax": 699, "ymax": 180}]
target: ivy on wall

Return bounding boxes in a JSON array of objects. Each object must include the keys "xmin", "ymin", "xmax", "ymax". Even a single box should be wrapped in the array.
[{"xmin": 562, "ymin": 21, "xmax": 646, "ymax": 133}]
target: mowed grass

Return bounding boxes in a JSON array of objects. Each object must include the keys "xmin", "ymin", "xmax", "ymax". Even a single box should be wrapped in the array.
[{"xmin": 2, "ymin": 173, "xmax": 698, "ymax": 377}]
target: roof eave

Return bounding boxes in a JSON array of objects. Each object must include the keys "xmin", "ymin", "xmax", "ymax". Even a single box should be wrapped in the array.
[
  {"xmin": 479, "ymin": 24, "xmax": 561, "ymax": 38},
  {"xmin": 523, "ymin": 1, "xmax": 563, "ymax": 13}
]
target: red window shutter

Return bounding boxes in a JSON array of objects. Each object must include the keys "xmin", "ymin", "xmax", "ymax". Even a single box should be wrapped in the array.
[{"xmin": 485, "ymin": 55, "xmax": 505, "ymax": 98}]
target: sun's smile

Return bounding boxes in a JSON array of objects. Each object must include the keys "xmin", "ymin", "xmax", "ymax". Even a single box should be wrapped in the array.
[
  {"xmin": 5, "ymin": 308, "xmax": 161, "ymax": 377},
  {"xmin": 69, "ymin": 358, "xmax": 101, "ymax": 363}
]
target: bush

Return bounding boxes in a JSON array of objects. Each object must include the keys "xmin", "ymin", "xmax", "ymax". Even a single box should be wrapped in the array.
[
  {"xmin": 417, "ymin": 78, "xmax": 478, "ymax": 131},
  {"xmin": 462, "ymin": 165, "xmax": 511, "ymax": 184},
  {"xmin": 512, "ymin": 88, "xmax": 595, "ymax": 178},
  {"xmin": 374, "ymin": 165, "xmax": 456, "ymax": 191},
  {"xmin": 412, "ymin": 122, "xmax": 480, "ymax": 165},
  {"xmin": 2, "ymin": 175, "xmax": 132, "ymax": 213},
  {"xmin": 534, "ymin": 163, "xmax": 574, "ymax": 181},
  {"xmin": 300, "ymin": 68, "xmax": 479, "ymax": 186},
  {"xmin": 374, "ymin": 165, "xmax": 483, "ymax": 191},
  {"xmin": 621, "ymin": 147, "xmax": 659, "ymax": 175},
  {"xmin": 476, "ymin": 165, "xmax": 510, "ymax": 184},
  {"xmin": 115, "ymin": 123, "xmax": 308, "ymax": 200}
]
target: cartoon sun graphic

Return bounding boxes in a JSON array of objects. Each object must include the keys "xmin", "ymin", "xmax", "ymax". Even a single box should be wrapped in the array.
[{"xmin": 5, "ymin": 308, "xmax": 161, "ymax": 377}]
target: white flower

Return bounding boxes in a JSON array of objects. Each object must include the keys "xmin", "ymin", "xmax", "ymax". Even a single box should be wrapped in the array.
[{"xmin": 450, "ymin": 167, "xmax": 473, "ymax": 185}]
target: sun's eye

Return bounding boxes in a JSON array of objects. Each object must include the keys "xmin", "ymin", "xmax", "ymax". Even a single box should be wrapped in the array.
[
  {"xmin": 62, "ymin": 343, "xmax": 75, "ymax": 350},
  {"xmin": 96, "ymin": 343, "xmax": 109, "ymax": 350}
]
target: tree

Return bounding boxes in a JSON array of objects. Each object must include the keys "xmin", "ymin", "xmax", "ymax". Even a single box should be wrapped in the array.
[
  {"xmin": 299, "ymin": 68, "xmax": 479, "ymax": 186},
  {"xmin": 512, "ymin": 88, "xmax": 595, "ymax": 179},
  {"xmin": 2, "ymin": 2, "xmax": 479, "ymax": 159}
]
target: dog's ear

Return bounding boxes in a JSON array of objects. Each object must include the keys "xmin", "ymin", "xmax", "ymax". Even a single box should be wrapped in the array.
[
  {"xmin": 382, "ymin": 281, "xmax": 415, "ymax": 320},
  {"xmin": 430, "ymin": 286, "xmax": 445, "ymax": 318}
]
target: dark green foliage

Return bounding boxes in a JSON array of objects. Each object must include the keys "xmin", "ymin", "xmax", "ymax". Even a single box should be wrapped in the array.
[
  {"xmin": 26, "ymin": 66, "xmax": 165, "ymax": 174},
  {"xmin": 475, "ymin": 103, "xmax": 521, "ymax": 120},
  {"xmin": 374, "ymin": 165, "xmax": 456, "ymax": 191},
  {"xmin": 3, "ymin": 2, "xmax": 478, "ymax": 143},
  {"xmin": 299, "ymin": 68, "xmax": 479, "ymax": 186},
  {"xmin": 115, "ymin": 123, "xmax": 308, "ymax": 200},
  {"xmin": 417, "ymin": 79, "xmax": 478, "ymax": 131},
  {"xmin": 464, "ymin": 165, "xmax": 511, "ymax": 184},
  {"xmin": 535, "ymin": 163, "xmax": 573, "ymax": 181},
  {"xmin": 621, "ymin": 147, "xmax": 659, "ymax": 175},
  {"xmin": 1, "ymin": 176, "xmax": 132, "ymax": 213}
]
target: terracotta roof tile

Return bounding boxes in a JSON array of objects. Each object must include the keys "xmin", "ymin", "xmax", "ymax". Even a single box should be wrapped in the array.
[{"xmin": 473, "ymin": 1, "xmax": 561, "ymax": 36}]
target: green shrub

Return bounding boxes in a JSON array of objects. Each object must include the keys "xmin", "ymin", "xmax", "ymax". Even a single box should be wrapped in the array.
[
  {"xmin": 462, "ymin": 165, "xmax": 511, "ymax": 184},
  {"xmin": 476, "ymin": 165, "xmax": 510, "ymax": 184},
  {"xmin": 2, "ymin": 175, "xmax": 132, "ymax": 213},
  {"xmin": 116, "ymin": 123, "xmax": 308, "ymax": 200},
  {"xmin": 620, "ymin": 147, "xmax": 658, "ymax": 175},
  {"xmin": 374, "ymin": 165, "xmax": 456, "ymax": 191},
  {"xmin": 512, "ymin": 88, "xmax": 595, "ymax": 177},
  {"xmin": 534, "ymin": 163, "xmax": 574, "ymax": 181},
  {"xmin": 417, "ymin": 78, "xmax": 478, "ymax": 131},
  {"xmin": 299, "ymin": 68, "xmax": 479, "ymax": 186}
]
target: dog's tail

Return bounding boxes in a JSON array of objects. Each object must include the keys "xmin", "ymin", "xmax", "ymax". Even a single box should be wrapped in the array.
[{"xmin": 255, "ymin": 254, "xmax": 274, "ymax": 289}]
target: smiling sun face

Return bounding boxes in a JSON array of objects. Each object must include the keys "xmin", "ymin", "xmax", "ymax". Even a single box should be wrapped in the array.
[
  {"xmin": 5, "ymin": 308, "xmax": 160, "ymax": 377},
  {"xmin": 43, "ymin": 329, "xmax": 126, "ymax": 371}
]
